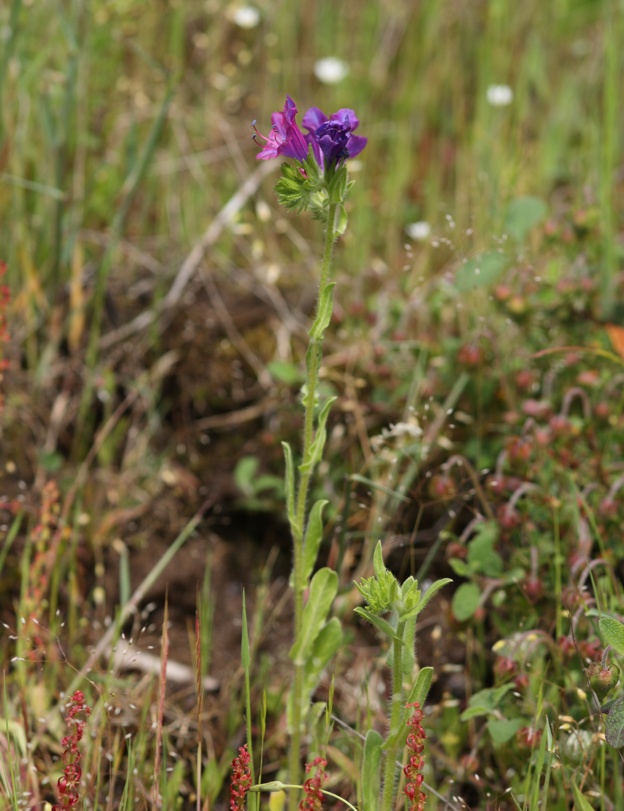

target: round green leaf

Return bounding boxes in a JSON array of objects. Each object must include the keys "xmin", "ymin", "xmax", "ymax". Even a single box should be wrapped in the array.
[
  {"xmin": 452, "ymin": 582, "xmax": 481, "ymax": 622},
  {"xmin": 599, "ymin": 618, "xmax": 624, "ymax": 656}
]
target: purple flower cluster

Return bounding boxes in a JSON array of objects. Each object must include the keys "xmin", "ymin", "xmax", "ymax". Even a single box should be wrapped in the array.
[{"xmin": 254, "ymin": 95, "xmax": 367, "ymax": 170}]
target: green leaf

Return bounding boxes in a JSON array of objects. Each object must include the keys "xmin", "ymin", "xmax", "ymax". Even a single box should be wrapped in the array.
[
  {"xmin": 599, "ymin": 617, "xmax": 624, "ymax": 656},
  {"xmin": 241, "ymin": 591, "xmax": 250, "ymax": 669},
  {"xmin": 402, "ymin": 577, "xmax": 453, "ymax": 621},
  {"xmin": 300, "ymin": 396, "xmax": 337, "ymax": 474},
  {"xmin": 275, "ymin": 161, "xmax": 317, "ymax": 213},
  {"xmin": 302, "ymin": 500, "xmax": 328, "ymax": 584},
  {"xmin": 234, "ymin": 456, "xmax": 259, "ymax": 497},
  {"xmin": 354, "ymin": 607, "xmax": 400, "ymax": 642},
  {"xmin": 289, "ymin": 568, "xmax": 338, "ymax": 665},
  {"xmin": 487, "ymin": 717, "xmax": 523, "ymax": 744},
  {"xmin": 309, "ymin": 282, "xmax": 336, "ymax": 340},
  {"xmin": 327, "ymin": 164, "xmax": 348, "ymax": 204},
  {"xmin": 267, "ymin": 361, "xmax": 304, "ymax": 385},
  {"xmin": 452, "ymin": 582, "xmax": 481, "ymax": 622},
  {"xmin": 460, "ymin": 685, "xmax": 515, "ymax": 721},
  {"xmin": 407, "ymin": 667, "xmax": 434, "ymax": 708},
  {"xmin": 373, "ymin": 540, "xmax": 386, "ymax": 579},
  {"xmin": 605, "ymin": 696, "xmax": 624, "ymax": 748},
  {"xmin": 402, "ymin": 615, "xmax": 417, "ymax": 676},
  {"xmin": 504, "ymin": 196, "xmax": 547, "ymax": 243},
  {"xmin": 571, "ymin": 781, "xmax": 596, "ymax": 811},
  {"xmin": 335, "ymin": 204, "xmax": 348, "ymax": 236},
  {"xmin": 361, "ymin": 729, "xmax": 383, "ymax": 811},
  {"xmin": 287, "ymin": 619, "xmax": 342, "ymax": 733},
  {"xmin": 39, "ymin": 450, "xmax": 63, "ymax": 473},
  {"xmin": 448, "ymin": 557, "xmax": 469, "ymax": 577},
  {"xmin": 454, "ymin": 252, "xmax": 507, "ymax": 291},
  {"xmin": 302, "ymin": 617, "xmax": 343, "ymax": 696},
  {"xmin": 467, "ymin": 522, "xmax": 503, "ymax": 577},
  {"xmin": 281, "ymin": 442, "xmax": 298, "ymax": 536}
]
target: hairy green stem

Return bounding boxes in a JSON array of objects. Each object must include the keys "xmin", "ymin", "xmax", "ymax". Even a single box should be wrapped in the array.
[
  {"xmin": 382, "ymin": 622, "xmax": 405, "ymax": 811},
  {"xmin": 288, "ymin": 200, "xmax": 339, "ymax": 810}
]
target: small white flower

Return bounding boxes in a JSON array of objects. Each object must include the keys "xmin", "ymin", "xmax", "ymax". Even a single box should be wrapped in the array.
[
  {"xmin": 389, "ymin": 421, "xmax": 423, "ymax": 439},
  {"xmin": 231, "ymin": 5, "xmax": 261, "ymax": 29},
  {"xmin": 405, "ymin": 221, "xmax": 431, "ymax": 241},
  {"xmin": 314, "ymin": 57, "xmax": 349, "ymax": 85},
  {"xmin": 486, "ymin": 84, "xmax": 513, "ymax": 107}
]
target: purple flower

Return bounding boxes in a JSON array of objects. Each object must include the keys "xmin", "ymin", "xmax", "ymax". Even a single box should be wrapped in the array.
[
  {"xmin": 302, "ymin": 106, "xmax": 367, "ymax": 169},
  {"xmin": 253, "ymin": 95, "xmax": 310, "ymax": 162},
  {"xmin": 254, "ymin": 97, "xmax": 367, "ymax": 170}
]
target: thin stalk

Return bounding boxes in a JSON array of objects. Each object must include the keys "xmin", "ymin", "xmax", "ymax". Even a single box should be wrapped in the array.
[
  {"xmin": 51, "ymin": 0, "xmax": 83, "ymax": 298},
  {"xmin": 241, "ymin": 592, "xmax": 259, "ymax": 811},
  {"xmin": 0, "ymin": 0, "xmax": 23, "ymax": 143},
  {"xmin": 381, "ymin": 621, "xmax": 405, "ymax": 811},
  {"xmin": 553, "ymin": 503, "xmax": 562, "ymax": 640},
  {"xmin": 288, "ymin": 200, "xmax": 339, "ymax": 809},
  {"xmin": 253, "ymin": 782, "xmax": 358, "ymax": 811},
  {"xmin": 599, "ymin": 0, "xmax": 618, "ymax": 319}
]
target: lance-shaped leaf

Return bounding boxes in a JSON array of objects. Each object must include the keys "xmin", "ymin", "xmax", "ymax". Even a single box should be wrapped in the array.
[
  {"xmin": 361, "ymin": 729, "xmax": 383, "ymax": 811},
  {"xmin": 289, "ymin": 568, "xmax": 338, "ymax": 665},
  {"xmin": 407, "ymin": 667, "xmax": 434, "ymax": 708},
  {"xmin": 400, "ymin": 577, "xmax": 453, "ymax": 621},
  {"xmin": 354, "ymin": 607, "xmax": 400, "ymax": 642},
  {"xmin": 401, "ymin": 615, "xmax": 417, "ymax": 677},
  {"xmin": 309, "ymin": 283, "xmax": 336, "ymax": 340},
  {"xmin": 334, "ymin": 204, "xmax": 348, "ymax": 236},
  {"xmin": 572, "ymin": 782, "xmax": 596, "ymax": 811},
  {"xmin": 302, "ymin": 617, "xmax": 343, "ymax": 697},
  {"xmin": 373, "ymin": 540, "xmax": 386, "ymax": 578},
  {"xmin": 281, "ymin": 441, "xmax": 298, "ymax": 536},
  {"xmin": 289, "ymin": 497, "xmax": 328, "ymax": 590},
  {"xmin": 287, "ymin": 617, "xmax": 343, "ymax": 732},
  {"xmin": 327, "ymin": 164, "xmax": 348, "ymax": 204},
  {"xmin": 302, "ymin": 499, "xmax": 328, "ymax": 583},
  {"xmin": 300, "ymin": 396, "xmax": 336, "ymax": 474}
]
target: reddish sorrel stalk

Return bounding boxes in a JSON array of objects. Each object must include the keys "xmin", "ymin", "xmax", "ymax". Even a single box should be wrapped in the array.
[
  {"xmin": 404, "ymin": 702, "xmax": 427, "ymax": 811},
  {"xmin": 53, "ymin": 690, "xmax": 91, "ymax": 810},
  {"xmin": 229, "ymin": 744, "xmax": 252, "ymax": 811},
  {"xmin": 299, "ymin": 757, "xmax": 328, "ymax": 811}
]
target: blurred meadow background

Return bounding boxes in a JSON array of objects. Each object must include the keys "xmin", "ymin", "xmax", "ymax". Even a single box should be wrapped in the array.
[{"xmin": 1, "ymin": 0, "xmax": 624, "ymax": 808}]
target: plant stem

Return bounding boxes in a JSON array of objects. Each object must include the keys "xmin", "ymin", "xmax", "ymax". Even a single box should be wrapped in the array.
[
  {"xmin": 381, "ymin": 621, "xmax": 405, "ymax": 811},
  {"xmin": 288, "ymin": 200, "xmax": 339, "ymax": 810}
]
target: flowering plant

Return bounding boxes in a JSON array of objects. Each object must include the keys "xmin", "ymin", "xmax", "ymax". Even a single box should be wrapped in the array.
[
  {"xmin": 254, "ymin": 95, "xmax": 366, "ymax": 220},
  {"xmin": 250, "ymin": 95, "xmax": 367, "ymax": 809}
]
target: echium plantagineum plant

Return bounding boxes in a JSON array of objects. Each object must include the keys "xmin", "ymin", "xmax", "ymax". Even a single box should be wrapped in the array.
[{"xmin": 251, "ymin": 95, "xmax": 367, "ymax": 808}]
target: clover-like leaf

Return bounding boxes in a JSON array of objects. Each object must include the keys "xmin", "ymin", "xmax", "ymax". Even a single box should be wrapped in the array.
[
  {"xmin": 604, "ymin": 696, "xmax": 624, "ymax": 748},
  {"xmin": 599, "ymin": 618, "xmax": 624, "ymax": 656}
]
